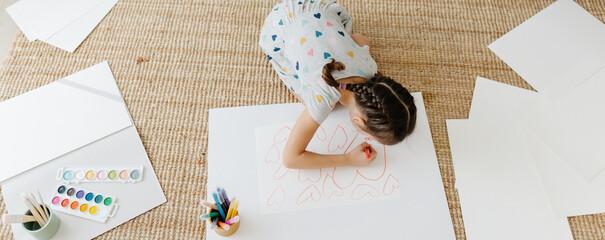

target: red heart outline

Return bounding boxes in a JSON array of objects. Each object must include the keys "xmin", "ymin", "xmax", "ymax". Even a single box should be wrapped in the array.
[
  {"xmin": 296, "ymin": 184, "xmax": 321, "ymax": 205},
  {"xmin": 382, "ymin": 174, "xmax": 400, "ymax": 196},
  {"xmin": 328, "ymin": 125, "xmax": 348, "ymax": 153},
  {"xmin": 298, "ymin": 168, "xmax": 322, "ymax": 183},
  {"xmin": 273, "ymin": 126, "xmax": 292, "ymax": 143},
  {"xmin": 267, "ymin": 186, "xmax": 286, "ymax": 206},
  {"xmin": 265, "ymin": 144, "xmax": 280, "ymax": 163},
  {"xmin": 351, "ymin": 184, "xmax": 380, "ymax": 200},
  {"xmin": 322, "ymin": 175, "xmax": 344, "ymax": 199}
]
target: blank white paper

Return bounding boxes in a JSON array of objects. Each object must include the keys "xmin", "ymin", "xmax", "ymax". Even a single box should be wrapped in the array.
[
  {"xmin": 0, "ymin": 62, "xmax": 133, "ymax": 182},
  {"xmin": 468, "ymin": 76, "xmax": 605, "ymax": 217},
  {"xmin": 516, "ymin": 67, "xmax": 605, "ymax": 181},
  {"xmin": 43, "ymin": 0, "xmax": 118, "ymax": 52},
  {"xmin": 488, "ymin": 0, "xmax": 605, "ymax": 102},
  {"xmin": 5, "ymin": 0, "xmax": 106, "ymax": 41},
  {"xmin": 446, "ymin": 119, "xmax": 572, "ymax": 240}
]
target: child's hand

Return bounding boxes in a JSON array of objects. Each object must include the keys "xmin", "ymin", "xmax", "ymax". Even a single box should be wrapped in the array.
[{"xmin": 345, "ymin": 142, "xmax": 377, "ymax": 167}]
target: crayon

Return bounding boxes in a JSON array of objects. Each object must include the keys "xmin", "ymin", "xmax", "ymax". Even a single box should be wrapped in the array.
[
  {"xmin": 212, "ymin": 192, "xmax": 227, "ymax": 221},
  {"xmin": 364, "ymin": 147, "xmax": 370, "ymax": 159}
]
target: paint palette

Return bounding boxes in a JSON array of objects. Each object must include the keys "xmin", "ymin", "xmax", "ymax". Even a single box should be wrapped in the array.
[
  {"xmin": 57, "ymin": 165, "xmax": 143, "ymax": 184},
  {"xmin": 49, "ymin": 184, "xmax": 118, "ymax": 223}
]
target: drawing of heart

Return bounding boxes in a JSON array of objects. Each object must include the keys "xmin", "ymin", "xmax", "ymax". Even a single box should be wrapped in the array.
[
  {"xmin": 322, "ymin": 175, "xmax": 344, "ymax": 199},
  {"xmin": 296, "ymin": 184, "xmax": 321, "ymax": 205},
  {"xmin": 265, "ymin": 144, "xmax": 280, "ymax": 163},
  {"xmin": 351, "ymin": 184, "xmax": 380, "ymax": 200},
  {"xmin": 383, "ymin": 174, "xmax": 400, "ymax": 196},
  {"xmin": 298, "ymin": 168, "xmax": 322, "ymax": 182},
  {"xmin": 273, "ymin": 162, "xmax": 293, "ymax": 180},
  {"xmin": 331, "ymin": 166, "xmax": 357, "ymax": 189},
  {"xmin": 356, "ymin": 145, "xmax": 387, "ymax": 181},
  {"xmin": 267, "ymin": 186, "xmax": 286, "ymax": 206},
  {"xmin": 273, "ymin": 125, "xmax": 292, "ymax": 143},
  {"xmin": 327, "ymin": 125, "xmax": 347, "ymax": 153},
  {"xmin": 315, "ymin": 125, "xmax": 327, "ymax": 141}
]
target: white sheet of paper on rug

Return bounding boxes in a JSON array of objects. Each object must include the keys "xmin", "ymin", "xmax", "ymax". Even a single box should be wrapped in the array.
[
  {"xmin": 516, "ymin": 67, "xmax": 605, "ymax": 181},
  {"xmin": 208, "ymin": 93, "xmax": 456, "ymax": 240},
  {"xmin": 42, "ymin": 0, "xmax": 118, "ymax": 52},
  {"xmin": 1, "ymin": 61, "xmax": 166, "ymax": 240},
  {"xmin": 488, "ymin": 0, "xmax": 605, "ymax": 102},
  {"xmin": 5, "ymin": 0, "xmax": 106, "ymax": 41},
  {"xmin": 256, "ymin": 119, "xmax": 401, "ymax": 215},
  {"xmin": 0, "ymin": 63, "xmax": 132, "ymax": 182},
  {"xmin": 467, "ymin": 76, "xmax": 605, "ymax": 217},
  {"xmin": 446, "ymin": 119, "xmax": 572, "ymax": 240},
  {"xmin": 453, "ymin": 77, "xmax": 537, "ymax": 189},
  {"xmin": 524, "ymin": 130, "xmax": 605, "ymax": 217}
]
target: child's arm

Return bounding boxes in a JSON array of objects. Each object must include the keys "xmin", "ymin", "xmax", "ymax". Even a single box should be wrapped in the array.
[
  {"xmin": 351, "ymin": 33, "xmax": 371, "ymax": 49},
  {"xmin": 282, "ymin": 108, "xmax": 377, "ymax": 169}
]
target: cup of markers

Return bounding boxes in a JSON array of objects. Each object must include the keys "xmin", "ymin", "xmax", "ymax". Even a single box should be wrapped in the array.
[{"xmin": 200, "ymin": 187, "xmax": 240, "ymax": 237}]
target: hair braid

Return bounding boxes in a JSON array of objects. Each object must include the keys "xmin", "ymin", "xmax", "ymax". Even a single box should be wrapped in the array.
[{"xmin": 347, "ymin": 75, "xmax": 417, "ymax": 145}]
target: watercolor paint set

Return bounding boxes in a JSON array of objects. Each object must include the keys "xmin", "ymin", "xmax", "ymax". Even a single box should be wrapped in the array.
[
  {"xmin": 57, "ymin": 165, "xmax": 143, "ymax": 184},
  {"xmin": 49, "ymin": 184, "xmax": 118, "ymax": 223}
]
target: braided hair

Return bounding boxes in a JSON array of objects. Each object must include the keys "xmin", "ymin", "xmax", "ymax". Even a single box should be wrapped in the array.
[{"xmin": 322, "ymin": 59, "xmax": 417, "ymax": 145}]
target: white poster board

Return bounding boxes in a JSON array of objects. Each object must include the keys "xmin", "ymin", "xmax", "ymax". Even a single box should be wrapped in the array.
[{"xmin": 207, "ymin": 93, "xmax": 455, "ymax": 240}]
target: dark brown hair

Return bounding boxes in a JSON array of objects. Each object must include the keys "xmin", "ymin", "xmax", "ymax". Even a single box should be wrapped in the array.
[{"xmin": 322, "ymin": 59, "xmax": 417, "ymax": 145}]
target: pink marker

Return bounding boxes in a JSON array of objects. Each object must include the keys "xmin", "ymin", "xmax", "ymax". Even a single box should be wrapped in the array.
[{"xmin": 225, "ymin": 216, "xmax": 240, "ymax": 225}]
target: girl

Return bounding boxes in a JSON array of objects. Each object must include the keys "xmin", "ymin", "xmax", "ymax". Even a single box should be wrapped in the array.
[{"xmin": 259, "ymin": 0, "xmax": 416, "ymax": 169}]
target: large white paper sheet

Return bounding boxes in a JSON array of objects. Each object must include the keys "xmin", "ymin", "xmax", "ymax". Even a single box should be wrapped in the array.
[
  {"xmin": 0, "ymin": 62, "xmax": 132, "ymax": 182},
  {"xmin": 1, "ymin": 62, "xmax": 166, "ymax": 239},
  {"xmin": 446, "ymin": 119, "xmax": 572, "ymax": 240},
  {"xmin": 469, "ymin": 77, "xmax": 605, "ymax": 217},
  {"xmin": 255, "ymin": 120, "xmax": 401, "ymax": 215},
  {"xmin": 488, "ymin": 0, "xmax": 605, "ymax": 102},
  {"xmin": 43, "ymin": 0, "xmax": 118, "ymax": 52},
  {"xmin": 516, "ymin": 67, "xmax": 605, "ymax": 181},
  {"xmin": 208, "ymin": 93, "xmax": 456, "ymax": 240},
  {"xmin": 5, "ymin": 0, "xmax": 106, "ymax": 41}
]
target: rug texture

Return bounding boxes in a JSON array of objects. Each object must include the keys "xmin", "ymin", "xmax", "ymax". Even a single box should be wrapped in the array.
[{"xmin": 1, "ymin": 0, "xmax": 604, "ymax": 239}]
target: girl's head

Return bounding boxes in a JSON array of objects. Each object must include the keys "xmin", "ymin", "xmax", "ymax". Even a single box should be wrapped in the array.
[{"xmin": 322, "ymin": 59, "xmax": 417, "ymax": 145}]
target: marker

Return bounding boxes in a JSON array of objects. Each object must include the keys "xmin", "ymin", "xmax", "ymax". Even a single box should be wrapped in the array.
[
  {"xmin": 218, "ymin": 187, "xmax": 230, "ymax": 206},
  {"xmin": 201, "ymin": 200, "xmax": 218, "ymax": 210},
  {"xmin": 230, "ymin": 199, "xmax": 239, "ymax": 219},
  {"xmin": 364, "ymin": 147, "xmax": 370, "ymax": 159},
  {"xmin": 199, "ymin": 211, "xmax": 219, "ymax": 220},
  {"xmin": 225, "ymin": 198, "xmax": 236, "ymax": 220},
  {"xmin": 225, "ymin": 216, "xmax": 240, "ymax": 225},
  {"xmin": 212, "ymin": 192, "xmax": 227, "ymax": 221},
  {"xmin": 218, "ymin": 221, "xmax": 230, "ymax": 230},
  {"xmin": 216, "ymin": 190, "xmax": 229, "ymax": 214}
]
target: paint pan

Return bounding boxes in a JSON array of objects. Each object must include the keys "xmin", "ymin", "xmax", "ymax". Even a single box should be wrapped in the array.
[
  {"xmin": 57, "ymin": 165, "xmax": 143, "ymax": 184},
  {"xmin": 49, "ymin": 184, "xmax": 118, "ymax": 223}
]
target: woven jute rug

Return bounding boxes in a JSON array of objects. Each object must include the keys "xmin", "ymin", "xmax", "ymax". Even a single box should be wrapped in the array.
[{"xmin": 1, "ymin": 0, "xmax": 604, "ymax": 239}]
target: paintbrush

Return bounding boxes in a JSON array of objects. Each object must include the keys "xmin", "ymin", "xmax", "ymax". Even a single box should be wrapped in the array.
[
  {"xmin": 29, "ymin": 192, "xmax": 48, "ymax": 222},
  {"xmin": 2, "ymin": 214, "xmax": 37, "ymax": 224},
  {"xmin": 21, "ymin": 193, "xmax": 45, "ymax": 226},
  {"xmin": 35, "ymin": 188, "xmax": 49, "ymax": 222}
]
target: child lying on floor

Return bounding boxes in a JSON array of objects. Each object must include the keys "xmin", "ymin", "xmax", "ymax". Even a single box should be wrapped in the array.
[{"xmin": 259, "ymin": 0, "xmax": 416, "ymax": 169}]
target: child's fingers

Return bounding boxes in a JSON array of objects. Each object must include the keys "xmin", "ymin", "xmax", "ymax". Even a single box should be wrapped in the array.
[
  {"xmin": 359, "ymin": 141, "xmax": 371, "ymax": 148},
  {"xmin": 369, "ymin": 146, "xmax": 377, "ymax": 159}
]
